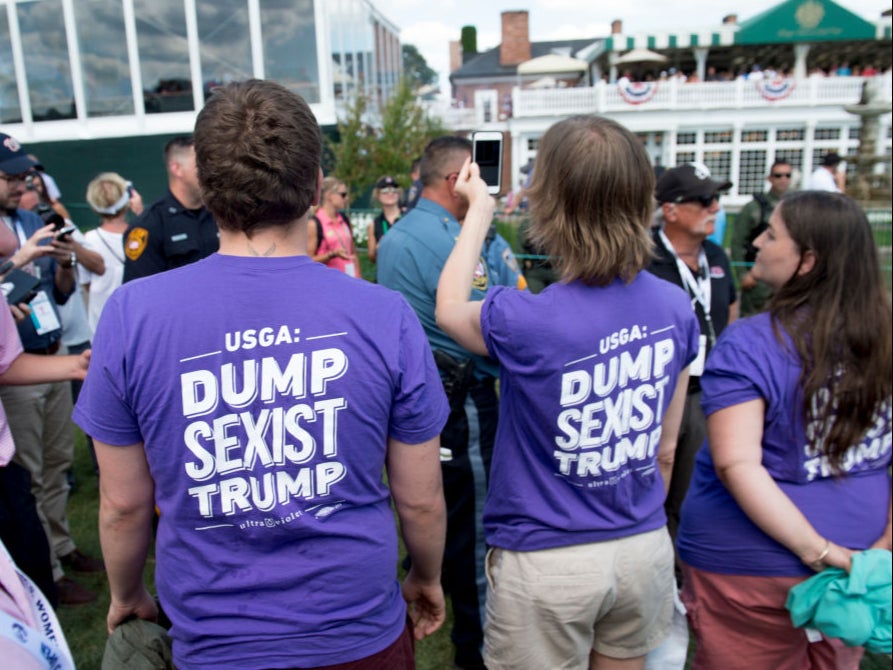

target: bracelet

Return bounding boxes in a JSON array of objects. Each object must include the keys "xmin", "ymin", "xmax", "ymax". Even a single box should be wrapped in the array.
[{"xmin": 815, "ymin": 540, "xmax": 831, "ymax": 563}]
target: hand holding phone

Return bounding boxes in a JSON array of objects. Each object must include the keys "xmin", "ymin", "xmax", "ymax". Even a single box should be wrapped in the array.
[
  {"xmin": 472, "ymin": 131, "xmax": 504, "ymax": 195},
  {"xmin": 54, "ymin": 225, "xmax": 76, "ymax": 241}
]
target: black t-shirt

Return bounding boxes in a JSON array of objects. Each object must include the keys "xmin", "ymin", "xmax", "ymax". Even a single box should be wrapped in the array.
[
  {"xmin": 647, "ymin": 229, "xmax": 737, "ymax": 392},
  {"xmin": 122, "ymin": 190, "xmax": 218, "ymax": 283}
]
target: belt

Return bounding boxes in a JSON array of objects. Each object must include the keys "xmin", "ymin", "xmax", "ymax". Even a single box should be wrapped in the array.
[{"xmin": 25, "ymin": 341, "xmax": 61, "ymax": 356}]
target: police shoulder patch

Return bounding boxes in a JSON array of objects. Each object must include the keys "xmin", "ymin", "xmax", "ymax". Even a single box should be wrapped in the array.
[{"xmin": 125, "ymin": 227, "xmax": 149, "ymax": 261}]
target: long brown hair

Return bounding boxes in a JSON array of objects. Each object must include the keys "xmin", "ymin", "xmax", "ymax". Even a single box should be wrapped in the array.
[
  {"xmin": 526, "ymin": 115, "xmax": 654, "ymax": 285},
  {"xmin": 771, "ymin": 191, "xmax": 892, "ymax": 471}
]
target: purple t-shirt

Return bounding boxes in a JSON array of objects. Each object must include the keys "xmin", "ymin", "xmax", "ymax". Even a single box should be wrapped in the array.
[
  {"xmin": 480, "ymin": 273, "xmax": 699, "ymax": 551},
  {"xmin": 677, "ymin": 314, "xmax": 892, "ymax": 576},
  {"xmin": 73, "ymin": 254, "xmax": 448, "ymax": 669}
]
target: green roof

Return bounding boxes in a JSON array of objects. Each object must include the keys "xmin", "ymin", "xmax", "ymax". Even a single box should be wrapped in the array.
[{"xmin": 735, "ymin": 0, "xmax": 876, "ymax": 44}]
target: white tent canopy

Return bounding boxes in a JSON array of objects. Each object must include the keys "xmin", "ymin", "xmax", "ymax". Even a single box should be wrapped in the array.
[
  {"xmin": 517, "ymin": 53, "xmax": 588, "ymax": 75},
  {"xmin": 613, "ymin": 48, "xmax": 668, "ymax": 65}
]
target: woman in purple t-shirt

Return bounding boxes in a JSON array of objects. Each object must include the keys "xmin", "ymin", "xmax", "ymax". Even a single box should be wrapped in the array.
[
  {"xmin": 436, "ymin": 116, "xmax": 699, "ymax": 670},
  {"xmin": 677, "ymin": 191, "xmax": 892, "ymax": 669}
]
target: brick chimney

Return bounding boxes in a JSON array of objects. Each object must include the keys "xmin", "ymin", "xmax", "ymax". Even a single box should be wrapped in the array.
[
  {"xmin": 449, "ymin": 40, "xmax": 462, "ymax": 73},
  {"xmin": 500, "ymin": 11, "xmax": 530, "ymax": 67},
  {"xmin": 611, "ymin": 19, "xmax": 623, "ymax": 34}
]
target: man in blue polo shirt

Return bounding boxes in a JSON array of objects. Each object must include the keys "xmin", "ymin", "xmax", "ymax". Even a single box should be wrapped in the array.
[{"xmin": 378, "ymin": 135, "xmax": 525, "ymax": 670}]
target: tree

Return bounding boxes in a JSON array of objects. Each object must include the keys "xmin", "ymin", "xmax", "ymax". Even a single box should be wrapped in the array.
[
  {"xmin": 461, "ymin": 26, "xmax": 477, "ymax": 57},
  {"xmin": 402, "ymin": 44, "xmax": 437, "ymax": 91},
  {"xmin": 327, "ymin": 79, "xmax": 445, "ymax": 201},
  {"xmin": 326, "ymin": 93, "xmax": 375, "ymax": 204}
]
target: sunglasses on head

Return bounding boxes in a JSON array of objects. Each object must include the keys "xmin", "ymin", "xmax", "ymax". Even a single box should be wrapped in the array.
[
  {"xmin": 677, "ymin": 194, "xmax": 718, "ymax": 208},
  {"xmin": 771, "ymin": 172, "xmax": 792, "ymax": 178}
]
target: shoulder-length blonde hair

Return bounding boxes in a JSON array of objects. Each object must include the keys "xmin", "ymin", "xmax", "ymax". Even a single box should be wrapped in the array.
[{"xmin": 526, "ymin": 115, "xmax": 654, "ymax": 285}]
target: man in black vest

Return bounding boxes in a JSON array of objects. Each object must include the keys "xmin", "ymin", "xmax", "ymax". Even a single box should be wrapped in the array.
[{"xmin": 731, "ymin": 160, "xmax": 793, "ymax": 316}]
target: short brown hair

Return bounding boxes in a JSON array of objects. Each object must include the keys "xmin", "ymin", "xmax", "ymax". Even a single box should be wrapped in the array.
[
  {"xmin": 164, "ymin": 135, "xmax": 194, "ymax": 167},
  {"xmin": 527, "ymin": 115, "xmax": 654, "ymax": 285},
  {"xmin": 194, "ymin": 79, "xmax": 322, "ymax": 236},
  {"xmin": 419, "ymin": 136, "xmax": 471, "ymax": 187}
]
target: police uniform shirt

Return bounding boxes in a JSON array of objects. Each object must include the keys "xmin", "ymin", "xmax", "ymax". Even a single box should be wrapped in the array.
[{"xmin": 122, "ymin": 190, "xmax": 219, "ymax": 283}]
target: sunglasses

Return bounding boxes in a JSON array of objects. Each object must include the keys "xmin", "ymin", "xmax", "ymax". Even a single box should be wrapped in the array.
[
  {"xmin": 379, "ymin": 186, "xmax": 399, "ymax": 194},
  {"xmin": 335, "ymin": 191, "xmax": 348, "ymax": 197},
  {"xmin": 678, "ymin": 194, "xmax": 718, "ymax": 208},
  {"xmin": 771, "ymin": 172, "xmax": 792, "ymax": 178}
]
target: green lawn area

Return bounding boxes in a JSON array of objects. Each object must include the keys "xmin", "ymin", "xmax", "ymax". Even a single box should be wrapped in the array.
[{"xmin": 61, "ymin": 428, "xmax": 891, "ymax": 670}]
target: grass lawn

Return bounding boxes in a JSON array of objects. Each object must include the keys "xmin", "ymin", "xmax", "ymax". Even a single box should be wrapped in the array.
[
  {"xmin": 54, "ymin": 233, "xmax": 893, "ymax": 670},
  {"xmin": 60, "ymin": 429, "xmax": 891, "ymax": 670}
]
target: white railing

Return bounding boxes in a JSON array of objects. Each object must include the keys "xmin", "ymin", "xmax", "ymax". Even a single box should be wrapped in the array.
[
  {"xmin": 426, "ymin": 74, "xmax": 892, "ymax": 126},
  {"xmin": 512, "ymin": 75, "xmax": 889, "ymax": 118}
]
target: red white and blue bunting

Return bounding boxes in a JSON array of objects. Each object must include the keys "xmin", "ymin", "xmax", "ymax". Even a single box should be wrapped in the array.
[
  {"xmin": 617, "ymin": 81, "xmax": 658, "ymax": 105},
  {"xmin": 755, "ymin": 77, "xmax": 796, "ymax": 101}
]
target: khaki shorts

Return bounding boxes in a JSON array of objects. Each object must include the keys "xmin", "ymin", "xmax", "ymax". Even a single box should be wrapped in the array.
[{"xmin": 483, "ymin": 528, "xmax": 675, "ymax": 670}]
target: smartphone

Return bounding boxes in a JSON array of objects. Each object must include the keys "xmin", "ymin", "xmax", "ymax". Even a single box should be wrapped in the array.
[
  {"xmin": 472, "ymin": 131, "xmax": 503, "ymax": 195},
  {"xmin": 2, "ymin": 268, "xmax": 41, "ymax": 305},
  {"xmin": 54, "ymin": 224, "xmax": 76, "ymax": 241}
]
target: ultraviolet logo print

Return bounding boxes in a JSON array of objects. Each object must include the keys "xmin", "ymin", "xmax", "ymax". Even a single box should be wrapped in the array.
[
  {"xmin": 178, "ymin": 325, "xmax": 351, "ymax": 530},
  {"xmin": 554, "ymin": 324, "xmax": 677, "ymax": 488}
]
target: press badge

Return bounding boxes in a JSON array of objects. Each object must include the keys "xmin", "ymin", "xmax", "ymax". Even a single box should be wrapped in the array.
[
  {"xmin": 29, "ymin": 290, "xmax": 62, "ymax": 335},
  {"xmin": 689, "ymin": 334, "xmax": 707, "ymax": 377}
]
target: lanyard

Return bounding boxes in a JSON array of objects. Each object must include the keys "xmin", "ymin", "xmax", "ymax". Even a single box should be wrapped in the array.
[
  {"xmin": 659, "ymin": 229, "xmax": 717, "ymax": 347},
  {"xmin": 0, "ymin": 542, "xmax": 75, "ymax": 670}
]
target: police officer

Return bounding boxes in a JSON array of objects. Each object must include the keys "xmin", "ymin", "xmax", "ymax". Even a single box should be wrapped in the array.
[
  {"xmin": 378, "ymin": 136, "xmax": 525, "ymax": 670},
  {"xmin": 122, "ymin": 136, "xmax": 218, "ymax": 281}
]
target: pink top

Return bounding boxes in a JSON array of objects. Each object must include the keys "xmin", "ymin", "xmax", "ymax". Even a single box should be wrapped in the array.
[
  {"xmin": 0, "ymin": 305, "xmax": 23, "ymax": 466},
  {"xmin": 315, "ymin": 209, "xmax": 359, "ymax": 278}
]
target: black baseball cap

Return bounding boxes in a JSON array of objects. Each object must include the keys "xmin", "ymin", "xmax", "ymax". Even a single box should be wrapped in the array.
[
  {"xmin": 655, "ymin": 164, "xmax": 732, "ymax": 204},
  {"xmin": 376, "ymin": 175, "xmax": 399, "ymax": 189}
]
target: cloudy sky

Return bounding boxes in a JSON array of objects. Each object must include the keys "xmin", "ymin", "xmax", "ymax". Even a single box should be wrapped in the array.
[{"xmin": 371, "ymin": 0, "xmax": 889, "ymax": 91}]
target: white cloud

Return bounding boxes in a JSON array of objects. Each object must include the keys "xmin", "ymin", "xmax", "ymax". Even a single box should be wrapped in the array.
[{"xmin": 545, "ymin": 22, "xmax": 613, "ymax": 41}]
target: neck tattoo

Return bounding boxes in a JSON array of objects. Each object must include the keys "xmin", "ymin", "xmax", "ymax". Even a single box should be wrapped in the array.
[{"xmin": 247, "ymin": 242, "xmax": 278, "ymax": 257}]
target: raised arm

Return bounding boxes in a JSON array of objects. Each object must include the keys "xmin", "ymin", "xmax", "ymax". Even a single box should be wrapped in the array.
[
  {"xmin": 709, "ymin": 399, "xmax": 853, "ymax": 572},
  {"xmin": 95, "ymin": 440, "xmax": 159, "ymax": 633},
  {"xmin": 435, "ymin": 158, "xmax": 493, "ymax": 356},
  {"xmin": 386, "ymin": 435, "xmax": 447, "ymax": 640}
]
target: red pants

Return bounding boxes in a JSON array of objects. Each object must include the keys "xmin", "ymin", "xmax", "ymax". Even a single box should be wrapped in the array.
[{"xmin": 681, "ymin": 563, "xmax": 864, "ymax": 670}]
